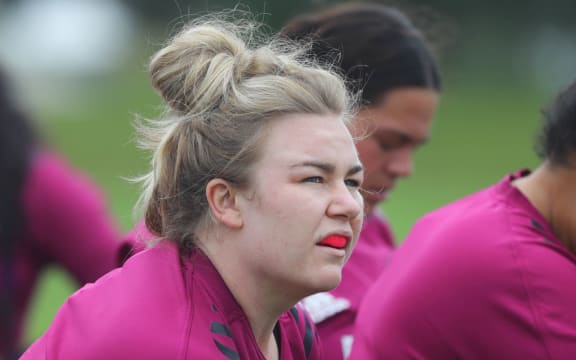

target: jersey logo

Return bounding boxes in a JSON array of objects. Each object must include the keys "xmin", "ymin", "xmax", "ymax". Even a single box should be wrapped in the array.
[
  {"xmin": 300, "ymin": 292, "xmax": 350, "ymax": 323},
  {"xmin": 303, "ymin": 313, "xmax": 313, "ymax": 358},
  {"xmin": 211, "ymin": 321, "xmax": 239, "ymax": 360}
]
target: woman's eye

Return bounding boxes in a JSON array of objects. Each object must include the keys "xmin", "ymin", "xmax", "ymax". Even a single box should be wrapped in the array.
[
  {"xmin": 378, "ymin": 140, "xmax": 400, "ymax": 152},
  {"xmin": 345, "ymin": 179, "xmax": 361, "ymax": 188},
  {"xmin": 374, "ymin": 134, "xmax": 406, "ymax": 152},
  {"xmin": 303, "ymin": 176, "xmax": 323, "ymax": 184}
]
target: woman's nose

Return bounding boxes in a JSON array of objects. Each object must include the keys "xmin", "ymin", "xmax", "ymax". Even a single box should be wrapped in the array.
[{"xmin": 327, "ymin": 183, "xmax": 363, "ymax": 220}]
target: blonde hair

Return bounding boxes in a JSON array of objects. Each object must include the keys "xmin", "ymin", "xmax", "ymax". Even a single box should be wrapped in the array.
[{"xmin": 136, "ymin": 13, "xmax": 355, "ymax": 251}]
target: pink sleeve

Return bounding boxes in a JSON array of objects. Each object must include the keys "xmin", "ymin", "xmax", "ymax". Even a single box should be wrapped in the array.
[{"xmin": 23, "ymin": 152, "xmax": 123, "ymax": 284}]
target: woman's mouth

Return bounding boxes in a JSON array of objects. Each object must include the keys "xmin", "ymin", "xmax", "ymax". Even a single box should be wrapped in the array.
[{"xmin": 318, "ymin": 235, "xmax": 348, "ymax": 249}]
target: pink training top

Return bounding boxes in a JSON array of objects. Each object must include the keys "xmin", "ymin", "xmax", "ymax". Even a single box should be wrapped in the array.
[
  {"xmin": 1, "ymin": 151, "xmax": 124, "ymax": 354},
  {"xmin": 301, "ymin": 211, "xmax": 394, "ymax": 360},
  {"xmin": 350, "ymin": 170, "xmax": 576, "ymax": 360},
  {"xmin": 21, "ymin": 241, "xmax": 322, "ymax": 360}
]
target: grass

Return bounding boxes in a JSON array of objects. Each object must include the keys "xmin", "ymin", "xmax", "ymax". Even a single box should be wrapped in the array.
[{"xmin": 21, "ymin": 58, "xmax": 545, "ymax": 346}]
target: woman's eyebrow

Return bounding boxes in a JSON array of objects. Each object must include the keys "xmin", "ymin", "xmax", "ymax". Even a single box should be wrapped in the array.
[
  {"xmin": 374, "ymin": 128, "xmax": 429, "ymax": 145},
  {"xmin": 291, "ymin": 161, "xmax": 364, "ymax": 176},
  {"xmin": 291, "ymin": 161, "xmax": 335, "ymax": 173},
  {"xmin": 348, "ymin": 164, "xmax": 364, "ymax": 177}
]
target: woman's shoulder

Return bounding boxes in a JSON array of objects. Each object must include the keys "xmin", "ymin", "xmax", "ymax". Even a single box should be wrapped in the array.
[{"xmin": 23, "ymin": 243, "xmax": 192, "ymax": 358}]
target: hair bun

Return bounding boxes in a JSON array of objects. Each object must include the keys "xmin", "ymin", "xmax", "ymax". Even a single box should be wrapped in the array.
[
  {"xmin": 149, "ymin": 22, "xmax": 247, "ymax": 113},
  {"xmin": 233, "ymin": 47, "xmax": 284, "ymax": 80}
]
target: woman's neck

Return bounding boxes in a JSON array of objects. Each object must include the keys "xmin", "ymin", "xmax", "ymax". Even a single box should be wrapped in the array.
[
  {"xmin": 199, "ymin": 239, "xmax": 287, "ymax": 359},
  {"xmin": 514, "ymin": 163, "xmax": 576, "ymax": 254},
  {"xmin": 224, "ymin": 269, "xmax": 282, "ymax": 357}
]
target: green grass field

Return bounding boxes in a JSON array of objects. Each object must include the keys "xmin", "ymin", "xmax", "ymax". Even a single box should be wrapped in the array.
[{"xmin": 21, "ymin": 57, "xmax": 544, "ymax": 346}]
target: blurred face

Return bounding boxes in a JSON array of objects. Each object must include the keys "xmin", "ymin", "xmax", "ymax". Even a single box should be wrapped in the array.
[
  {"xmin": 236, "ymin": 113, "xmax": 364, "ymax": 299},
  {"xmin": 352, "ymin": 87, "xmax": 439, "ymax": 214}
]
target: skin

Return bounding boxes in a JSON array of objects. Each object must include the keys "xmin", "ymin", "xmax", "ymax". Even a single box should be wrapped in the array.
[
  {"xmin": 351, "ymin": 87, "xmax": 439, "ymax": 215},
  {"xmin": 200, "ymin": 113, "xmax": 364, "ymax": 359},
  {"xmin": 513, "ymin": 161, "xmax": 576, "ymax": 254}
]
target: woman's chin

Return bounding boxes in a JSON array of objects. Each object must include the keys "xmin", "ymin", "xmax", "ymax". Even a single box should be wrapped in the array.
[{"xmin": 306, "ymin": 269, "xmax": 343, "ymax": 294}]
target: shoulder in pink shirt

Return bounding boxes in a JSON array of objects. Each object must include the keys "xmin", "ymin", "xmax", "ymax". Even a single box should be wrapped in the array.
[
  {"xmin": 301, "ymin": 211, "xmax": 394, "ymax": 360},
  {"xmin": 21, "ymin": 241, "xmax": 322, "ymax": 360},
  {"xmin": 351, "ymin": 170, "xmax": 576, "ymax": 359}
]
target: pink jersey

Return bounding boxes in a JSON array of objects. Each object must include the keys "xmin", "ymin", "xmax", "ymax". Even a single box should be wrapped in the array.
[
  {"xmin": 351, "ymin": 170, "xmax": 576, "ymax": 359},
  {"xmin": 301, "ymin": 211, "xmax": 394, "ymax": 359},
  {"xmin": 21, "ymin": 240, "xmax": 323, "ymax": 360},
  {"xmin": 1, "ymin": 151, "xmax": 124, "ymax": 354}
]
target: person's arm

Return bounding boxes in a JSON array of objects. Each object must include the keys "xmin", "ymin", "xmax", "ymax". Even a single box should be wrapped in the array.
[{"xmin": 24, "ymin": 152, "xmax": 123, "ymax": 283}]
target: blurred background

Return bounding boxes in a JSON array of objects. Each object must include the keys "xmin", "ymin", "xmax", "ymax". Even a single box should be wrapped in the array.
[{"xmin": 0, "ymin": 0, "xmax": 574, "ymax": 346}]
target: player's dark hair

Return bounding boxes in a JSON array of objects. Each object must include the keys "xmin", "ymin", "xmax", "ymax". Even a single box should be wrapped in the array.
[
  {"xmin": 536, "ymin": 79, "xmax": 576, "ymax": 167},
  {"xmin": 0, "ymin": 68, "xmax": 36, "ymax": 356},
  {"xmin": 280, "ymin": 2, "xmax": 441, "ymax": 105}
]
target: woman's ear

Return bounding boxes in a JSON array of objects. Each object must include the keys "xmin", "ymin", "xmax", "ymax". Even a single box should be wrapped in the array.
[{"xmin": 205, "ymin": 178, "xmax": 243, "ymax": 229}]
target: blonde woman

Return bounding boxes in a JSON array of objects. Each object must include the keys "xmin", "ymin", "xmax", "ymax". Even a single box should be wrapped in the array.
[{"xmin": 21, "ymin": 13, "xmax": 364, "ymax": 360}]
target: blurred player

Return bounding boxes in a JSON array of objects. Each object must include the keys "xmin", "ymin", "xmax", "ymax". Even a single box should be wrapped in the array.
[
  {"xmin": 21, "ymin": 12, "xmax": 365, "ymax": 359},
  {"xmin": 0, "ymin": 67, "xmax": 128, "ymax": 358},
  {"xmin": 351, "ymin": 78, "xmax": 576, "ymax": 359}
]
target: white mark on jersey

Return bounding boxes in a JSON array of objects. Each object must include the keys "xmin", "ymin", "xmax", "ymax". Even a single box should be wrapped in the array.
[
  {"xmin": 341, "ymin": 334, "xmax": 354, "ymax": 359},
  {"xmin": 300, "ymin": 292, "xmax": 351, "ymax": 323}
]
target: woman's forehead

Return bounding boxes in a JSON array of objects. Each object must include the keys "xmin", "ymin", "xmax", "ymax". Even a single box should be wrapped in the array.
[{"xmin": 257, "ymin": 113, "xmax": 359, "ymax": 167}]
